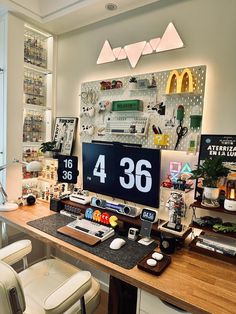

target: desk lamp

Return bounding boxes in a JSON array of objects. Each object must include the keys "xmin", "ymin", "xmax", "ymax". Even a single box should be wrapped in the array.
[{"xmin": 0, "ymin": 159, "xmax": 42, "ymax": 212}]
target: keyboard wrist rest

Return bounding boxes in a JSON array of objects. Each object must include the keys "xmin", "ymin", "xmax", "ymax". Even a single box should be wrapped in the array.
[{"xmin": 57, "ymin": 226, "xmax": 101, "ymax": 246}]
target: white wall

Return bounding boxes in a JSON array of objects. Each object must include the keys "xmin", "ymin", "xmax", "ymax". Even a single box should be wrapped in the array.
[
  {"xmin": 56, "ymin": 0, "xmax": 236, "ymax": 136},
  {"xmin": 5, "ymin": 13, "xmax": 24, "ymax": 200}
]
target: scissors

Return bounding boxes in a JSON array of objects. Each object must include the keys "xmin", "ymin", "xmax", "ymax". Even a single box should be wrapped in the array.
[{"xmin": 175, "ymin": 122, "xmax": 188, "ymax": 150}]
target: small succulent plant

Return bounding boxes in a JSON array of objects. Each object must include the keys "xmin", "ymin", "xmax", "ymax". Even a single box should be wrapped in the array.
[{"xmin": 129, "ymin": 77, "xmax": 137, "ymax": 83}]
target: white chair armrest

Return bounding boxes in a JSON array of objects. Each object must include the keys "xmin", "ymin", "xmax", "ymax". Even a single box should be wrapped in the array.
[
  {"xmin": 44, "ymin": 271, "xmax": 92, "ymax": 314},
  {"xmin": 0, "ymin": 240, "xmax": 32, "ymax": 265}
]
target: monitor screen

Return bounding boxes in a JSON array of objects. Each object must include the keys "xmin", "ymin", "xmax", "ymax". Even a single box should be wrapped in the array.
[{"xmin": 82, "ymin": 142, "xmax": 161, "ymax": 207}]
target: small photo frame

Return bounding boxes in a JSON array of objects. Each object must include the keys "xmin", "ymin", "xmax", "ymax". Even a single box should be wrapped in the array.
[
  {"xmin": 137, "ymin": 79, "xmax": 149, "ymax": 89},
  {"xmin": 53, "ymin": 117, "xmax": 78, "ymax": 155}
]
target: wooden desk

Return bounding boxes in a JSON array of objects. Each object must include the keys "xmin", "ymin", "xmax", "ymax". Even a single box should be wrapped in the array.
[{"xmin": 1, "ymin": 202, "xmax": 236, "ymax": 314}]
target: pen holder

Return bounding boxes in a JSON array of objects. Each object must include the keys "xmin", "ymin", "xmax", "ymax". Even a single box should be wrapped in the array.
[{"xmin": 154, "ymin": 134, "xmax": 169, "ymax": 146}]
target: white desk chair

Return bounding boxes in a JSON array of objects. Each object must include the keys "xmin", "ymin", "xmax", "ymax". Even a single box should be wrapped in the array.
[{"xmin": 0, "ymin": 239, "xmax": 100, "ymax": 314}]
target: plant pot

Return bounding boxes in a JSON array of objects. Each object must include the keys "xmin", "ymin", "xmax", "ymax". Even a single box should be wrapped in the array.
[
  {"xmin": 128, "ymin": 82, "xmax": 137, "ymax": 90},
  {"xmin": 202, "ymin": 187, "xmax": 220, "ymax": 208},
  {"xmin": 44, "ymin": 151, "xmax": 53, "ymax": 158}
]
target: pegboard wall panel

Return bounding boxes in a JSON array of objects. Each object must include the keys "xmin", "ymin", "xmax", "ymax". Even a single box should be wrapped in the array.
[{"xmin": 80, "ymin": 65, "xmax": 206, "ymax": 151}]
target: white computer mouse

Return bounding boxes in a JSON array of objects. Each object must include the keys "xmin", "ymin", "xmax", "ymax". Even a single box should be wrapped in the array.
[{"xmin": 109, "ymin": 238, "xmax": 126, "ymax": 250}]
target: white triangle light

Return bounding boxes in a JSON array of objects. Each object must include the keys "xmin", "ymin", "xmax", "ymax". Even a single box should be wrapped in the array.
[
  {"xmin": 113, "ymin": 47, "xmax": 121, "ymax": 59},
  {"xmin": 97, "ymin": 40, "xmax": 115, "ymax": 64},
  {"xmin": 142, "ymin": 42, "xmax": 153, "ymax": 55},
  {"xmin": 97, "ymin": 23, "xmax": 184, "ymax": 67},
  {"xmin": 156, "ymin": 22, "xmax": 184, "ymax": 52},
  {"xmin": 124, "ymin": 41, "xmax": 146, "ymax": 68},
  {"xmin": 117, "ymin": 48, "xmax": 127, "ymax": 60},
  {"xmin": 149, "ymin": 38, "xmax": 160, "ymax": 50}
]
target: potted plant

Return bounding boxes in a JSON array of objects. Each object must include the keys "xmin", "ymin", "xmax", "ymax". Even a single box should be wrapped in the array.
[
  {"xmin": 128, "ymin": 77, "xmax": 137, "ymax": 90},
  {"xmin": 39, "ymin": 141, "xmax": 57, "ymax": 158},
  {"xmin": 191, "ymin": 156, "xmax": 230, "ymax": 207}
]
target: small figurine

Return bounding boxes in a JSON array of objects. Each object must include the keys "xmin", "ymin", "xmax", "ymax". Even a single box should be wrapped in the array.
[
  {"xmin": 85, "ymin": 207, "xmax": 94, "ymax": 220},
  {"xmin": 162, "ymin": 174, "xmax": 173, "ymax": 189},
  {"xmin": 101, "ymin": 212, "xmax": 110, "ymax": 225},
  {"xmin": 150, "ymin": 74, "xmax": 157, "ymax": 88},
  {"xmin": 166, "ymin": 191, "xmax": 186, "ymax": 231},
  {"xmin": 93, "ymin": 210, "xmax": 101, "ymax": 222}
]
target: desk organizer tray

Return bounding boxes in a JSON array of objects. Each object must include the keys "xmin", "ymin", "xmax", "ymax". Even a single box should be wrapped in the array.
[
  {"xmin": 189, "ymin": 234, "xmax": 236, "ymax": 265},
  {"xmin": 137, "ymin": 251, "xmax": 171, "ymax": 275}
]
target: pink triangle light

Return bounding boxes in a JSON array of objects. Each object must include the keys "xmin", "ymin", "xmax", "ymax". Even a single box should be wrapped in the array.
[
  {"xmin": 156, "ymin": 22, "xmax": 184, "ymax": 52},
  {"xmin": 97, "ymin": 40, "xmax": 115, "ymax": 64},
  {"xmin": 124, "ymin": 41, "xmax": 146, "ymax": 68}
]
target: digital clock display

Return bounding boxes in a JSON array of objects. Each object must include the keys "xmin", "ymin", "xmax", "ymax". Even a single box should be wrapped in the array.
[
  {"xmin": 140, "ymin": 208, "xmax": 157, "ymax": 223},
  {"xmin": 57, "ymin": 155, "xmax": 78, "ymax": 184}
]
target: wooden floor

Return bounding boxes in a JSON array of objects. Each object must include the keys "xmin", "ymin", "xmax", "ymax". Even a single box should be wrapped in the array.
[{"xmin": 94, "ymin": 290, "xmax": 109, "ymax": 314}]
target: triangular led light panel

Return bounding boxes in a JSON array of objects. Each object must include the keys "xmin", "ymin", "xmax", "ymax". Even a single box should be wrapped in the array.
[
  {"xmin": 156, "ymin": 22, "xmax": 184, "ymax": 52},
  {"xmin": 181, "ymin": 162, "xmax": 192, "ymax": 174},
  {"xmin": 113, "ymin": 47, "xmax": 121, "ymax": 59},
  {"xmin": 124, "ymin": 41, "xmax": 146, "ymax": 68},
  {"xmin": 149, "ymin": 38, "xmax": 160, "ymax": 50},
  {"xmin": 97, "ymin": 40, "xmax": 115, "ymax": 64},
  {"xmin": 142, "ymin": 42, "xmax": 153, "ymax": 55},
  {"xmin": 117, "ymin": 48, "xmax": 127, "ymax": 60}
]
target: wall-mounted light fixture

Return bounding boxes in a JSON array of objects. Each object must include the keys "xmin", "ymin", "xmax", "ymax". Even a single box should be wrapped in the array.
[{"xmin": 97, "ymin": 22, "xmax": 184, "ymax": 68}]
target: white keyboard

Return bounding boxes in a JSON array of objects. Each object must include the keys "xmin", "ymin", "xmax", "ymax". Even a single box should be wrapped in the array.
[
  {"xmin": 67, "ymin": 219, "xmax": 115, "ymax": 242},
  {"xmin": 105, "ymin": 112, "xmax": 149, "ymax": 135}
]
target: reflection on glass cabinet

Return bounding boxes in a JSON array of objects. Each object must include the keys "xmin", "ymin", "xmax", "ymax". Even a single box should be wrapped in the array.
[
  {"xmin": 24, "ymin": 69, "xmax": 46, "ymax": 106},
  {"xmin": 24, "ymin": 28, "xmax": 47, "ymax": 68},
  {"xmin": 23, "ymin": 110, "xmax": 44, "ymax": 142},
  {"xmin": 23, "ymin": 147, "xmax": 42, "ymax": 161},
  {"xmin": 22, "ymin": 24, "xmax": 53, "ymax": 199}
]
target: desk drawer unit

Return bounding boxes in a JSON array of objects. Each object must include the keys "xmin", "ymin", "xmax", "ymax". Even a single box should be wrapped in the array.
[{"xmin": 137, "ymin": 290, "xmax": 191, "ymax": 314}]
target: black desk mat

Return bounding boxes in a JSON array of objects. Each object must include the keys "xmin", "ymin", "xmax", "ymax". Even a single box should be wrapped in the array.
[{"xmin": 27, "ymin": 214, "xmax": 158, "ymax": 269}]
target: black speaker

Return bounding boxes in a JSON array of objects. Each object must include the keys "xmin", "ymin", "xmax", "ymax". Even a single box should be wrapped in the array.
[
  {"xmin": 50, "ymin": 198, "xmax": 64, "ymax": 212},
  {"xmin": 160, "ymin": 233, "xmax": 176, "ymax": 254}
]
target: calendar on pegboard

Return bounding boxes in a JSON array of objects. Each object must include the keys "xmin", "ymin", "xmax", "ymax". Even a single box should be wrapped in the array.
[{"xmin": 79, "ymin": 65, "xmax": 206, "ymax": 153}]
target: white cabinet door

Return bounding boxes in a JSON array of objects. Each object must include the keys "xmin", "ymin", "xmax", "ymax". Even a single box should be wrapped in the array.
[
  {"xmin": 137, "ymin": 289, "xmax": 191, "ymax": 314},
  {"xmin": 0, "ymin": 73, "xmax": 4, "ymax": 167},
  {"xmin": 0, "ymin": 18, "xmax": 5, "ymax": 183}
]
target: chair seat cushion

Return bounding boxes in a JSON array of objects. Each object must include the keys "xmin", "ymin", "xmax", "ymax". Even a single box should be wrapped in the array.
[{"xmin": 19, "ymin": 258, "xmax": 100, "ymax": 314}]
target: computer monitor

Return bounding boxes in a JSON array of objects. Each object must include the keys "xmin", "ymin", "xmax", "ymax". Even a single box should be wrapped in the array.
[{"xmin": 82, "ymin": 142, "xmax": 161, "ymax": 208}]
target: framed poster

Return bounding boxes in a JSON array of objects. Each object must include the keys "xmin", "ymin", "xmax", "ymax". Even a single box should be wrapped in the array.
[
  {"xmin": 53, "ymin": 117, "xmax": 78, "ymax": 156},
  {"xmin": 194, "ymin": 134, "xmax": 236, "ymax": 199}
]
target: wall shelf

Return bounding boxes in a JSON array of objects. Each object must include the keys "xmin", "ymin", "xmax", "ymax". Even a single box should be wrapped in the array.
[
  {"xmin": 23, "ymin": 104, "xmax": 52, "ymax": 111},
  {"xmin": 190, "ymin": 222, "xmax": 236, "ymax": 239},
  {"xmin": 129, "ymin": 88, "xmax": 157, "ymax": 92},
  {"xmin": 37, "ymin": 176, "xmax": 57, "ymax": 184},
  {"xmin": 164, "ymin": 92, "xmax": 202, "ymax": 97},
  {"xmin": 24, "ymin": 63, "xmax": 52, "ymax": 75},
  {"xmin": 189, "ymin": 233, "xmax": 236, "ymax": 265},
  {"xmin": 190, "ymin": 201, "xmax": 236, "ymax": 216}
]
